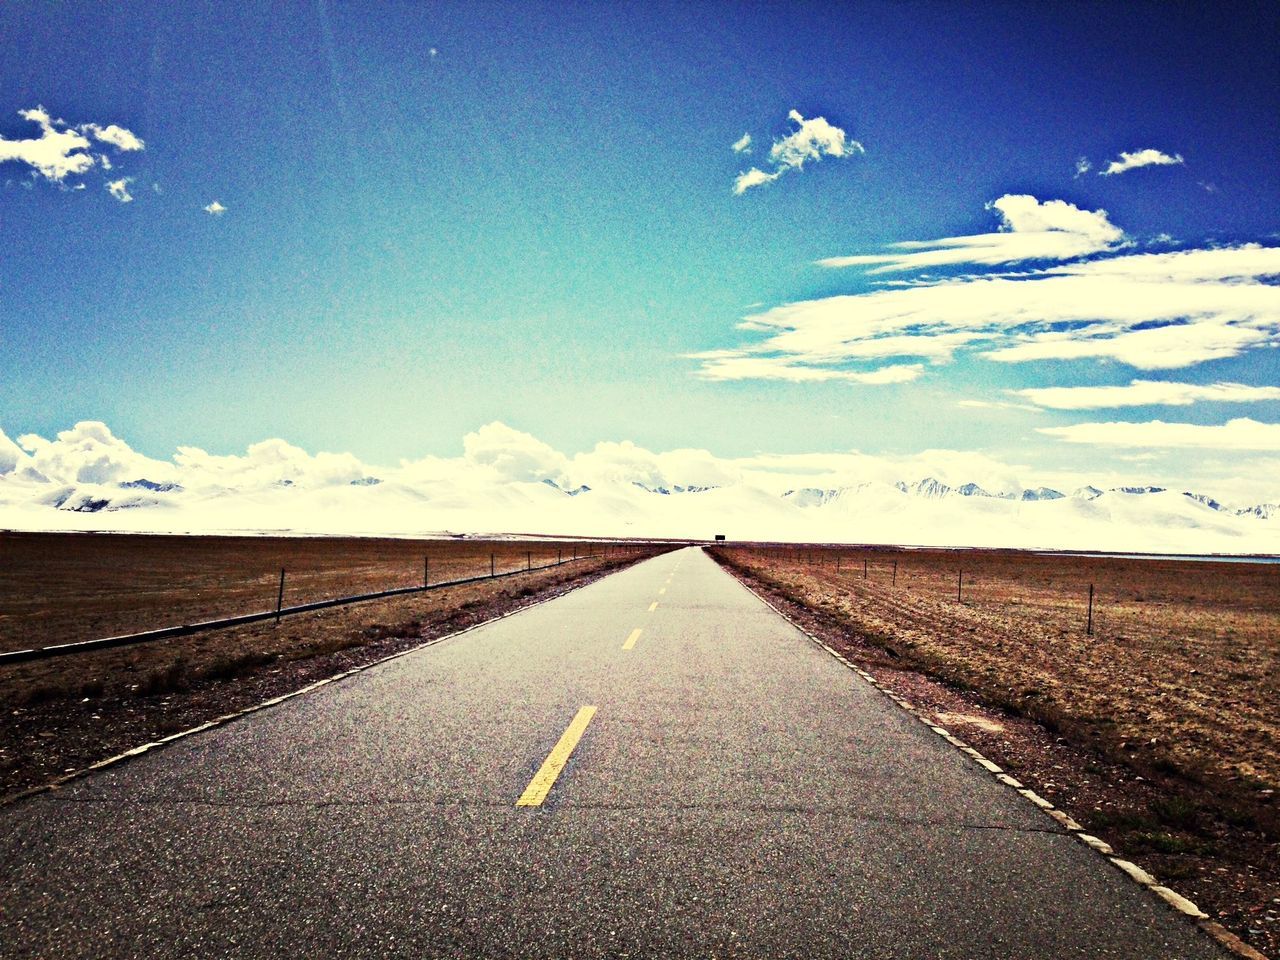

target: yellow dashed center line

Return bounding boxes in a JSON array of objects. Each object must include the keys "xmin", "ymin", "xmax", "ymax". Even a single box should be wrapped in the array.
[
  {"xmin": 648, "ymin": 601, "xmax": 658, "ymax": 612},
  {"xmin": 622, "ymin": 627, "xmax": 642, "ymax": 650},
  {"xmin": 658, "ymin": 587, "xmax": 666, "ymax": 595},
  {"xmin": 516, "ymin": 706, "xmax": 598, "ymax": 807}
]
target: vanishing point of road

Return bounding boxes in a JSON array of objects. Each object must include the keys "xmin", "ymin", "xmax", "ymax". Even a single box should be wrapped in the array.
[{"xmin": 0, "ymin": 547, "xmax": 1229, "ymax": 958}]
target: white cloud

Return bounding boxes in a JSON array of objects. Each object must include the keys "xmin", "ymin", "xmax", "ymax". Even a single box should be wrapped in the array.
[
  {"xmin": 0, "ymin": 428, "xmax": 30, "ymax": 475},
  {"xmin": 18, "ymin": 421, "xmax": 174, "ymax": 484},
  {"xmin": 697, "ymin": 238, "xmax": 1280, "ymax": 382},
  {"xmin": 0, "ymin": 106, "xmax": 95, "ymax": 181},
  {"xmin": 1039, "ymin": 417, "xmax": 1280, "ymax": 450},
  {"xmin": 106, "ymin": 177, "xmax": 133, "ymax": 203},
  {"xmin": 818, "ymin": 195, "xmax": 1124, "ymax": 272},
  {"xmin": 734, "ymin": 109, "xmax": 861, "ymax": 194},
  {"xmin": 1074, "ymin": 156, "xmax": 1091, "ymax": 178},
  {"xmin": 733, "ymin": 168, "xmax": 778, "ymax": 195},
  {"xmin": 81, "ymin": 122, "xmax": 144, "ymax": 152},
  {"xmin": 204, "ymin": 200, "xmax": 227, "ymax": 215},
  {"xmin": 957, "ymin": 399, "xmax": 1041, "ymax": 412},
  {"xmin": 1014, "ymin": 380, "xmax": 1280, "ymax": 410},
  {"xmin": 1100, "ymin": 148, "xmax": 1184, "ymax": 176},
  {"xmin": 693, "ymin": 354, "xmax": 923, "ymax": 384},
  {"xmin": 462, "ymin": 422, "xmax": 566, "ymax": 482},
  {"xmin": 0, "ymin": 107, "xmax": 144, "ymax": 191},
  {"xmin": 731, "ymin": 133, "xmax": 751, "ymax": 154},
  {"xmin": 174, "ymin": 438, "xmax": 366, "ymax": 487}
]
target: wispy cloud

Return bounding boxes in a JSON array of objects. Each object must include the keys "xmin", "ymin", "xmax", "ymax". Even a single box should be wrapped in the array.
[
  {"xmin": 204, "ymin": 200, "xmax": 227, "ymax": 215},
  {"xmin": 817, "ymin": 195, "xmax": 1123, "ymax": 272},
  {"xmin": 1039, "ymin": 417, "xmax": 1280, "ymax": 450},
  {"xmin": 694, "ymin": 213, "xmax": 1280, "ymax": 383},
  {"xmin": 0, "ymin": 106, "xmax": 144, "ymax": 189},
  {"xmin": 1013, "ymin": 380, "xmax": 1280, "ymax": 410},
  {"xmin": 734, "ymin": 109, "xmax": 862, "ymax": 195},
  {"xmin": 694, "ymin": 354, "xmax": 923, "ymax": 384},
  {"xmin": 1100, "ymin": 148, "xmax": 1184, "ymax": 176},
  {"xmin": 82, "ymin": 122, "xmax": 145, "ymax": 152},
  {"xmin": 731, "ymin": 133, "xmax": 751, "ymax": 154},
  {"xmin": 1074, "ymin": 156, "xmax": 1092, "ymax": 178}
]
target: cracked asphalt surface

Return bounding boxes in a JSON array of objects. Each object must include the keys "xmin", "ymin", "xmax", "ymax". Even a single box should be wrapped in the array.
[{"xmin": 0, "ymin": 546, "xmax": 1229, "ymax": 958}]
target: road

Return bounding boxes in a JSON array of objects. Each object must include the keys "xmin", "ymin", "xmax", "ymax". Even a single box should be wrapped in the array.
[{"xmin": 0, "ymin": 546, "xmax": 1227, "ymax": 958}]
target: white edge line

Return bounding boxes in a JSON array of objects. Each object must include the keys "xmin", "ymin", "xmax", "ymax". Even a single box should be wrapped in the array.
[{"xmin": 705, "ymin": 548, "xmax": 1259, "ymax": 960}]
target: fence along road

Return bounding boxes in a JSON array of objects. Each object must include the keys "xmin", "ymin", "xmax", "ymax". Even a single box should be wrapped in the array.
[{"xmin": 0, "ymin": 547, "xmax": 1229, "ymax": 959}]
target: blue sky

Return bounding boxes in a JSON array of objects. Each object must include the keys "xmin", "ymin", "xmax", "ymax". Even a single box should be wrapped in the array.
[{"xmin": 2, "ymin": 1, "xmax": 1278, "ymax": 495}]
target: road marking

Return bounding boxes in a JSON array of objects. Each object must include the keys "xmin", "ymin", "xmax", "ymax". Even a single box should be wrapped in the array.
[
  {"xmin": 516, "ymin": 706, "xmax": 598, "ymax": 807},
  {"xmin": 648, "ymin": 601, "xmax": 657, "ymax": 612},
  {"xmin": 658, "ymin": 587, "xmax": 666, "ymax": 595},
  {"xmin": 622, "ymin": 627, "xmax": 642, "ymax": 650}
]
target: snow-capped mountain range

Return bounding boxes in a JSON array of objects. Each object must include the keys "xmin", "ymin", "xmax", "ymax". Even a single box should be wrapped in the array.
[{"xmin": 2, "ymin": 421, "xmax": 1277, "ymax": 554}]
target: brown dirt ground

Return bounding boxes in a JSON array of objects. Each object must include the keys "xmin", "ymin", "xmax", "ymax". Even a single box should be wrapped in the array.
[
  {"xmin": 1, "ymin": 534, "xmax": 669, "ymax": 800},
  {"xmin": 711, "ymin": 545, "xmax": 1280, "ymax": 959}
]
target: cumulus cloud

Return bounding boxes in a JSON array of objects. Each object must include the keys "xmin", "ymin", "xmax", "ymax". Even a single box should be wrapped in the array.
[
  {"xmin": 1013, "ymin": 380, "xmax": 1280, "ymax": 410},
  {"xmin": 734, "ymin": 109, "xmax": 861, "ymax": 194},
  {"xmin": 204, "ymin": 200, "xmax": 227, "ymax": 215},
  {"xmin": 462, "ymin": 422, "xmax": 567, "ymax": 482},
  {"xmin": 0, "ymin": 106, "xmax": 144, "ymax": 191},
  {"xmin": 818, "ymin": 195, "xmax": 1124, "ymax": 272},
  {"xmin": 0, "ymin": 106, "xmax": 95, "ymax": 181},
  {"xmin": 1074, "ymin": 156, "xmax": 1091, "ymax": 178},
  {"xmin": 696, "ymin": 230, "xmax": 1280, "ymax": 383},
  {"xmin": 106, "ymin": 177, "xmax": 133, "ymax": 203},
  {"xmin": 18, "ymin": 421, "xmax": 174, "ymax": 485},
  {"xmin": 1039, "ymin": 417, "xmax": 1280, "ymax": 450},
  {"xmin": 0, "ymin": 428, "xmax": 30, "ymax": 475},
  {"xmin": 1100, "ymin": 148, "xmax": 1184, "ymax": 176},
  {"xmin": 731, "ymin": 133, "xmax": 752, "ymax": 154},
  {"xmin": 175, "ymin": 438, "xmax": 367, "ymax": 487}
]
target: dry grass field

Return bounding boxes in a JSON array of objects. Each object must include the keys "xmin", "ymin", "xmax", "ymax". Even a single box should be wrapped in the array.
[
  {"xmin": 716, "ymin": 544, "xmax": 1280, "ymax": 794},
  {"xmin": 0, "ymin": 531, "xmax": 627, "ymax": 654}
]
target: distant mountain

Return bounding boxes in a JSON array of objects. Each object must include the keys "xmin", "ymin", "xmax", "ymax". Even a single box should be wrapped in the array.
[
  {"xmin": 543, "ymin": 478, "xmax": 591, "ymax": 496},
  {"xmin": 631, "ymin": 482, "xmax": 718, "ymax": 495},
  {"xmin": 1237, "ymin": 503, "xmax": 1279, "ymax": 519},
  {"xmin": 1116, "ymin": 485, "xmax": 1167, "ymax": 495},
  {"xmin": 957, "ymin": 482, "xmax": 992, "ymax": 497},
  {"xmin": 1073, "ymin": 485, "xmax": 1104, "ymax": 500},
  {"xmin": 349, "ymin": 477, "xmax": 382, "ymax": 487},
  {"xmin": 1183, "ymin": 491, "xmax": 1223, "ymax": 511},
  {"xmin": 118, "ymin": 478, "xmax": 183, "ymax": 493},
  {"xmin": 1021, "ymin": 486, "xmax": 1065, "ymax": 501}
]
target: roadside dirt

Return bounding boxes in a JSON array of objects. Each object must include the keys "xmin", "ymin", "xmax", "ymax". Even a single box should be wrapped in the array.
[
  {"xmin": 1, "ymin": 542, "xmax": 666, "ymax": 801},
  {"xmin": 711, "ymin": 545, "xmax": 1280, "ymax": 959}
]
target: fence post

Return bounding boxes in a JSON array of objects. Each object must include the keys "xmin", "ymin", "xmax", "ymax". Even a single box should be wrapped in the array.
[
  {"xmin": 837, "ymin": 556, "xmax": 841, "ymax": 572},
  {"xmin": 275, "ymin": 567, "xmax": 286, "ymax": 624},
  {"xmin": 491, "ymin": 552, "xmax": 495, "ymax": 577},
  {"xmin": 957, "ymin": 569, "xmax": 963, "ymax": 602},
  {"xmin": 863, "ymin": 558, "xmax": 868, "ymax": 580},
  {"xmin": 558, "ymin": 546, "xmax": 562, "ymax": 565},
  {"xmin": 527, "ymin": 550, "xmax": 531, "ymax": 571},
  {"xmin": 1087, "ymin": 583, "xmax": 1094, "ymax": 636},
  {"xmin": 892, "ymin": 559, "xmax": 898, "ymax": 585}
]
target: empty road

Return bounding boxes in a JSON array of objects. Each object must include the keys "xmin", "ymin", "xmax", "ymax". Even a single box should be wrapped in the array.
[{"xmin": 0, "ymin": 547, "xmax": 1227, "ymax": 958}]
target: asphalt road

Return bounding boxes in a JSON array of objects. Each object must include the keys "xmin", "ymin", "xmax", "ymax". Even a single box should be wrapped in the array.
[{"xmin": 0, "ymin": 546, "xmax": 1228, "ymax": 958}]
